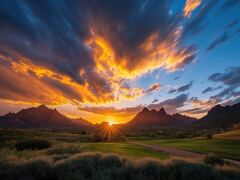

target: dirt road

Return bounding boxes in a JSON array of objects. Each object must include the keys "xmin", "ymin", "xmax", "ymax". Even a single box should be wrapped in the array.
[{"xmin": 130, "ymin": 141, "xmax": 240, "ymax": 166}]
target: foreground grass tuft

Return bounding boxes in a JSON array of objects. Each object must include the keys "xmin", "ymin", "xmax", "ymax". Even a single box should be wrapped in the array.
[
  {"xmin": 0, "ymin": 152, "xmax": 239, "ymax": 180},
  {"xmin": 203, "ymin": 155, "xmax": 225, "ymax": 167}
]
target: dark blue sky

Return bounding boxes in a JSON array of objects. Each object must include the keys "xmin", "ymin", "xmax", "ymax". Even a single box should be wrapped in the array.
[{"xmin": 0, "ymin": 0, "xmax": 239, "ymax": 123}]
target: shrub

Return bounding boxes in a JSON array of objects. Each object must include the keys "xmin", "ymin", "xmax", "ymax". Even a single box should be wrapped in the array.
[
  {"xmin": 205, "ymin": 133, "xmax": 213, "ymax": 139},
  {"xmin": 81, "ymin": 131, "xmax": 87, "ymax": 134},
  {"xmin": 14, "ymin": 139, "xmax": 51, "ymax": 151},
  {"xmin": 204, "ymin": 155, "xmax": 225, "ymax": 167}
]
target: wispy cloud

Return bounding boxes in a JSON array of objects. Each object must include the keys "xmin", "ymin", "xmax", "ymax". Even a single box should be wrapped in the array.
[{"xmin": 168, "ymin": 81, "xmax": 193, "ymax": 94}]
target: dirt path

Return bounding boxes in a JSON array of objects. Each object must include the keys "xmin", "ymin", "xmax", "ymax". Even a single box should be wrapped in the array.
[{"xmin": 130, "ymin": 141, "xmax": 240, "ymax": 166}]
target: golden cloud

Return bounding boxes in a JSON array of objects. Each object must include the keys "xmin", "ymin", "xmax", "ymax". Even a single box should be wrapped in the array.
[{"xmin": 184, "ymin": 0, "xmax": 202, "ymax": 17}]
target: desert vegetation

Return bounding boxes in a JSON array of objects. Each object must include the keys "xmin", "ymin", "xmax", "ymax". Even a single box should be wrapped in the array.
[{"xmin": 1, "ymin": 152, "xmax": 240, "ymax": 180}]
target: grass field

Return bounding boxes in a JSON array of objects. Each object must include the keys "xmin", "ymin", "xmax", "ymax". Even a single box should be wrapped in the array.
[
  {"xmin": 82, "ymin": 142, "xmax": 169, "ymax": 159},
  {"xmin": 0, "ymin": 128, "xmax": 240, "ymax": 179},
  {"xmin": 138, "ymin": 139, "xmax": 240, "ymax": 160},
  {"xmin": 213, "ymin": 130, "xmax": 240, "ymax": 141}
]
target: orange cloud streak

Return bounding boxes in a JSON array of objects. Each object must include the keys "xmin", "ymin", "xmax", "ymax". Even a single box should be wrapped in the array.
[{"xmin": 184, "ymin": 0, "xmax": 202, "ymax": 17}]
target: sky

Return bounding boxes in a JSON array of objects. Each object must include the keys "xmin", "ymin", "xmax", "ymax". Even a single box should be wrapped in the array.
[{"xmin": 0, "ymin": 0, "xmax": 240, "ymax": 124}]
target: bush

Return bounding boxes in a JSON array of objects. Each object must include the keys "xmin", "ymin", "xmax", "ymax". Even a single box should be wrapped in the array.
[
  {"xmin": 205, "ymin": 133, "xmax": 213, "ymax": 139},
  {"xmin": 204, "ymin": 155, "xmax": 225, "ymax": 167},
  {"xmin": 14, "ymin": 139, "xmax": 51, "ymax": 151}
]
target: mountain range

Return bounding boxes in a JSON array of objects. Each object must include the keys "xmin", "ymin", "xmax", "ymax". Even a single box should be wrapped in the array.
[
  {"xmin": 190, "ymin": 102, "xmax": 240, "ymax": 129},
  {"xmin": 126, "ymin": 107, "xmax": 197, "ymax": 128},
  {"xmin": 0, "ymin": 102, "xmax": 239, "ymax": 129},
  {"xmin": 0, "ymin": 105, "xmax": 92, "ymax": 129}
]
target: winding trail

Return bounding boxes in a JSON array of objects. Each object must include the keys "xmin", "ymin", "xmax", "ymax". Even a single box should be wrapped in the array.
[{"xmin": 130, "ymin": 141, "xmax": 240, "ymax": 166}]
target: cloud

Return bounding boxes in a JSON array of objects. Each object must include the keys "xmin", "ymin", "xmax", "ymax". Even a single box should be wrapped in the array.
[
  {"xmin": 145, "ymin": 83, "xmax": 161, "ymax": 94},
  {"xmin": 225, "ymin": 20, "xmax": 238, "ymax": 30},
  {"xmin": 183, "ymin": 0, "xmax": 216, "ymax": 37},
  {"xmin": 180, "ymin": 107, "xmax": 209, "ymax": 115},
  {"xmin": 202, "ymin": 86, "xmax": 222, "ymax": 94},
  {"xmin": 152, "ymin": 99, "xmax": 159, "ymax": 103},
  {"xmin": 0, "ymin": 0, "xmax": 196, "ymax": 106},
  {"xmin": 208, "ymin": 67, "xmax": 240, "ymax": 86},
  {"xmin": 168, "ymin": 81, "xmax": 193, "ymax": 94},
  {"xmin": 207, "ymin": 32, "xmax": 230, "ymax": 51},
  {"xmin": 184, "ymin": 0, "xmax": 202, "ymax": 17},
  {"xmin": 147, "ymin": 94, "xmax": 189, "ymax": 114},
  {"xmin": 208, "ymin": 66, "xmax": 240, "ymax": 103},
  {"xmin": 78, "ymin": 105, "xmax": 143, "ymax": 118},
  {"xmin": 217, "ymin": 0, "xmax": 240, "ymax": 14}
]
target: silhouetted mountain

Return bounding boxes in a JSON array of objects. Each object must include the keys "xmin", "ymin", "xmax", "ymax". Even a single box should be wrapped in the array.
[
  {"xmin": 70, "ymin": 117, "xmax": 93, "ymax": 128},
  {"xmin": 0, "ymin": 105, "xmax": 92, "ymax": 128},
  {"xmin": 191, "ymin": 102, "xmax": 240, "ymax": 129},
  {"xmin": 126, "ymin": 107, "xmax": 196, "ymax": 128}
]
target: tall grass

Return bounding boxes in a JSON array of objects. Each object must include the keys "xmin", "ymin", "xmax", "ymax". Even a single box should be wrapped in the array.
[{"xmin": 0, "ymin": 152, "xmax": 239, "ymax": 180}]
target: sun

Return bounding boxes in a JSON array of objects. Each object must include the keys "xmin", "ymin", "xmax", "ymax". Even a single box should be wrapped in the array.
[
  {"xmin": 108, "ymin": 121, "xmax": 113, "ymax": 126},
  {"xmin": 107, "ymin": 116, "xmax": 116, "ymax": 126}
]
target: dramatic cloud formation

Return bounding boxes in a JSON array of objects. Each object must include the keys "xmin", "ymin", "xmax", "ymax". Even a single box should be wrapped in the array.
[
  {"xmin": 0, "ymin": 0, "xmax": 197, "ymax": 107},
  {"xmin": 0, "ymin": 0, "xmax": 239, "ymax": 123}
]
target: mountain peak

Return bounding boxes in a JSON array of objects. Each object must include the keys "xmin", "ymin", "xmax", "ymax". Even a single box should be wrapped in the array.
[
  {"xmin": 159, "ymin": 108, "xmax": 167, "ymax": 115},
  {"xmin": 127, "ymin": 107, "xmax": 196, "ymax": 128},
  {"xmin": 142, "ymin": 107, "xmax": 150, "ymax": 112},
  {"xmin": 208, "ymin": 104, "xmax": 224, "ymax": 115},
  {"xmin": 38, "ymin": 104, "xmax": 48, "ymax": 109}
]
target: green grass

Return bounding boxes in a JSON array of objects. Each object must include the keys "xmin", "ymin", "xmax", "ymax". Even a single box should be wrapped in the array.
[
  {"xmin": 82, "ymin": 142, "xmax": 169, "ymax": 159},
  {"xmin": 213, "ymin": 130, "xmax": 240, "ymax": 141},
  {"xmin": 138, "ymin": 139, "xmax": 240, "ymax": 160}
]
